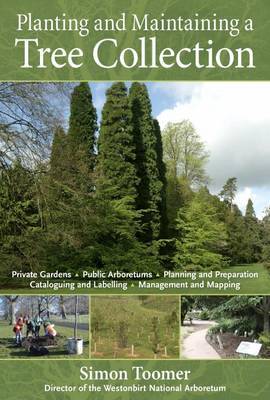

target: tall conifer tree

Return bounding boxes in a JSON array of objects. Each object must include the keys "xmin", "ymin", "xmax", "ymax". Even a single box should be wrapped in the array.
[
  {"xmin": 243, "ymin": 198, "xmax": 262, "ymax": 262},
  {"xmin": 68, "ymin": 82, "xmax": 97, "ymax": 177},
  {"xmin": 153, "ymin": 118, "xmax": 167, "ymax": 238},
  {"xmin": 219, "ymin": 177, "xmax": 237, "ymax": 211},
  {"xmin": 97, "ymin": 82, "xmax": 137, "ymax": 200},
  {"xmin": 129, "ymin": 83, "xmax": 162, "ymax": 241}
]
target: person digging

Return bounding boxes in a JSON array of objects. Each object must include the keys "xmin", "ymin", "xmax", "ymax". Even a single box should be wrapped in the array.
[
  {"xmin": 34, "ymin": 316, "xmax": 43, "ymax": 337},
  {"xmin": 44, "ymin": 322, "xmax": 57, "ymax": 341}
]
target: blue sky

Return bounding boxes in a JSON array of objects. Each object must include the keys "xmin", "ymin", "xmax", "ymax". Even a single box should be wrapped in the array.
[
  {"xmin": 90, "ymin": 82, "xmax": 179, "ymax": 119},
  {"xmin": 88, "ymin": 82, "xmax": 270, "ymax": 219}
]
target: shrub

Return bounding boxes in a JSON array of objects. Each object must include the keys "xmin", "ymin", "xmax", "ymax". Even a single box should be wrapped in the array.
[
  {"xmin": 208, "ymin": 317, "xmax": 257, "ymax": 336},
  {"xmin": 200, "ymin": 310, "xmax": 210, "ymax": 320},
  {"xmin": 259, "ymin": 332, "xmax": 270, "ymax": 348}
]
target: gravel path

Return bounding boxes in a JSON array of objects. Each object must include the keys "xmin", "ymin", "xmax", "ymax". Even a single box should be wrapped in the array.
[{"xmin": 182, "ymin": 320, "xmax": 221, "ymax": 359}]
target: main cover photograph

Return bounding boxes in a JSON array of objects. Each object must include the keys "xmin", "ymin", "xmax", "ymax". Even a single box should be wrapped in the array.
[{"xmin": 0, "ymin": 81, "xmax": 269, "ymax": 286}]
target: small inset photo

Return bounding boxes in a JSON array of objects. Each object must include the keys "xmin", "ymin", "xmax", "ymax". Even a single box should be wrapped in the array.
[
  {"xmin": 91, "ymin": 295, "xmax": 179, "ymax": 359},
  {"xmin": 181, "ymin": 296, "xmax": 270, "ymax": 359},
  {"xmin": 0, "ymin": 295, "xmax": 89, "ymax": 358}
]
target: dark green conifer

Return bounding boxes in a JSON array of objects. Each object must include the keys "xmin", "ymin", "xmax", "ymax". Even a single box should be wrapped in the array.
[
  {"xmin": 129, "ymin": 83, "xmax": 162, "ymax": 241},
  {"xmin": 97, "ymin": 82, "xmax": 137, "ymax": 200},
  {"xmin": 68, "ymin": 82, "xmax": 97, "ymax": 175},
  {"xmin": 243, "ymin": 198, "xmax": 262, "ymax": 263},
  {"xmin": 153, "ymin": 118, "xmax": 167, "ymax": 238}
]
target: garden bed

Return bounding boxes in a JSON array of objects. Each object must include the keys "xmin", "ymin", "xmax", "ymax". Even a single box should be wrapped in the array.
[{"xmin": 206, "ymin": 332, "xmax": 269, "ymax": 358}]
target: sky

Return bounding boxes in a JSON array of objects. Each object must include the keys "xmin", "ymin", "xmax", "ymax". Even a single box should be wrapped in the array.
[{"xmin": 89, "ymin": 82, "xmax": 270, "ymax": 219}]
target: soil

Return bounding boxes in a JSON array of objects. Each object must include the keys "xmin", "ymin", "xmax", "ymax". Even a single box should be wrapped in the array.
[
  {"xmin": 22, "ymin": 336, "xmax": 57, "ymax": 349},
  {"xmin": 206, "ymin": 332, "xmax": 269, "ymax": 359}
]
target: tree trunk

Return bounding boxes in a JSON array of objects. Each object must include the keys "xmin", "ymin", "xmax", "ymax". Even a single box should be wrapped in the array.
[
  {"xmin": 263, "ymin": 296, "xmax": 270, "ymax": 333},
  {"xmin": 46, "ymin": 297, "xmax": 50, "ymax": 318},
  {"xmin": 38, "ymin": 297, "xmax": 42, "ymax": 317},
  {"xmin": 60, "ymin": 296, "xmax": 67, "ymax": 319},
  {"xmin": 5, "ymin": 296, "xmax": 19, "ymax": 325},
  {"xmin": 3, "ymin": 297, "xmax": 9, "ymax": 320}
]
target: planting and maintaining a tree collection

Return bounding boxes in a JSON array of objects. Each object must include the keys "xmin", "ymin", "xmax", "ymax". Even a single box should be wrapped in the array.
[{"xmin": 15, "ymin": 12, "xmax": 255, "ymax": 70}]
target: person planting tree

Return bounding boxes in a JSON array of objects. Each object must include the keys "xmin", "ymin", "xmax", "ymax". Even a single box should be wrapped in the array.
[{"xmin": 44, "ymin": 322, "xmax": 57, "ymax": 339}]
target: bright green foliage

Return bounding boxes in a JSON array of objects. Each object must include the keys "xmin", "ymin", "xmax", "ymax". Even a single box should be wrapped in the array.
[
  {"xmin": 259, "ymin": 332, "xmax": 270, "ymax": 348},
  {"xmin": 163, "ymin": 120, "xmax": 209, "ymax": 187},
  {"xmin": 162, "ymin": 120, "xmax": 208, "ymax": 236},
  {"xmin": 97, "ymin": 82, "xmax": 137, "ymax": 201},
  {"xmin": 129, "ymin": 83, "xmax": 162, "ymax": 242},
  {"xmin": 0, "ymin": 162, "xmax": 41, "ymax": 276},
  {"xmin": 174, "ymin": 188, "xmax": 227, "ymax": 270},
  {"xmin": 166, "ymin": 175, "xmax": 193, "ymax": 236}
]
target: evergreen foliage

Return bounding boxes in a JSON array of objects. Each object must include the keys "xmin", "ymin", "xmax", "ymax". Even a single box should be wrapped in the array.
[
  {"xmin": 262, "ymin": 208, "xmax": 270, "ymax": 268},
  {"xmin": 243, "ymin": 199, "xmax": 262, "ymax": 263},
  {"xmin": 97, "ymin": 82, "xmax": 137, "ymax": 201},
  {"xmin": 68, "ymin": 82, "xmax": 97, "ymax": 171},
  {"xmin": 0, "ymin": 162, "xmax": 41, "ymax": 275},
  {"xmin": 224, "ymin": 205, "xmax": 248, "ymax": 264},
  {"xmin": 153, "ymin": 118, "xmax": 167, "ymax": 238},
  {"xmin": 219, "ymin": 177, "xmax": 237, "ymax": 210},
  {"xmin": 129, "ymin": 82, "xmax": 162, "ymax": 241}
]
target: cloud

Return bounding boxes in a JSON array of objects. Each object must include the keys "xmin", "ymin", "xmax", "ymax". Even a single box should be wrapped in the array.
[
  {"xmin": 235, "ymin": 187, "xmax": 255, "ymax": 212},
  {"xmin": 157, "ymin": 82, "xmax": 270, "ymax": 217}
]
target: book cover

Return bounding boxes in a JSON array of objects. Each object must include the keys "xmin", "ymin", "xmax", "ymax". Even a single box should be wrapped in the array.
[{"xmin": 0, "ymin": 1, "xmax": 269, "ymax": 399}]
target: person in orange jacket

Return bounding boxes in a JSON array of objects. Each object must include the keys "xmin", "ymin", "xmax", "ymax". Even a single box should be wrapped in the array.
[
  {"xmin": 44, "ymin": 323, "xmax": 57, "ymax": 339},
  {"xmin": 13, "ymin": 323, "xmax": 22, "ymax": 346}
]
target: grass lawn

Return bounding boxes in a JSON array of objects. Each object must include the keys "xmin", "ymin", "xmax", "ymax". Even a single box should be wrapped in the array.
[
  {"xmin": 0, "ymin": 320, "xmax": 89, "ymax": 359},
  {"xmin": 51, "ymin": 314, "xmax": 89, "ymax": 324},
  {"xmin": 91, "ymin": 296, "xmax": 180, "ymax": 359}
]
